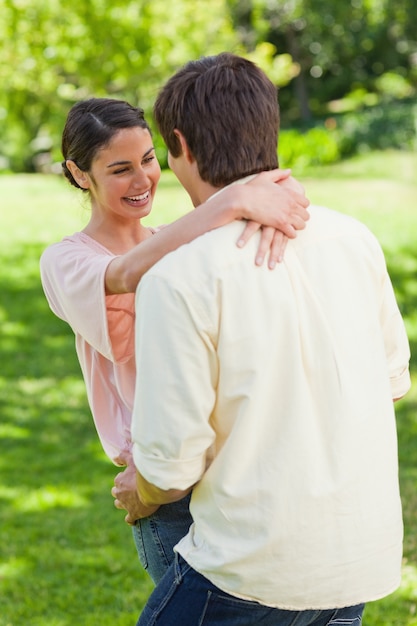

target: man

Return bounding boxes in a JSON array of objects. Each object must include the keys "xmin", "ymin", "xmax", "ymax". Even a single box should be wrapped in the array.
[{"xmin": 131, "ymin": 53, "xmax": 411, "ymax": 625}]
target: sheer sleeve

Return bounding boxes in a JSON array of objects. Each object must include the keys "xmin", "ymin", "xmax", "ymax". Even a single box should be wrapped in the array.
[{"xmin": 40, "ymin": 234, "xmax": 135, "ymax": 363}]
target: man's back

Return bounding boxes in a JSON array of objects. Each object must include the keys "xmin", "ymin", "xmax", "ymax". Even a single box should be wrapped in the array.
[{"xmin": 133, "ymin": 202, "xmax": 410, "ymax": 610}]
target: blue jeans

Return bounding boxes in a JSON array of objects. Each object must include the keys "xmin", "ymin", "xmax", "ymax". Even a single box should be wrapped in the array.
[
  {"xmin": 137, "ymin": 553, "xmax": 365, "ymax": 626},
  {"xmin": 132, "ymin": 494, "xmax": 193, "ymax": 584}
]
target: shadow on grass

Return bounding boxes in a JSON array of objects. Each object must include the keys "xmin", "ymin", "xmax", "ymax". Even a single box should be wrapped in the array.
[{"xmin": 1, "ymin": 239, "xmax": 417, "ymax": 624}]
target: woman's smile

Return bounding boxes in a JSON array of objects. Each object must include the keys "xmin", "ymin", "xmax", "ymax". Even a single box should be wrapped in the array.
[{"xmin": 124, "ymin": 190, "xmax": 151, "ymax": 207}]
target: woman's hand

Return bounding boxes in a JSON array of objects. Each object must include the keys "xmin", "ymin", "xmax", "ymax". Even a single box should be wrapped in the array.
[
  {"xmin": 234, "ymin": 168, "xmax": 310, "ymax": 268},
  {"xmin": 237, "ymin": 224, "xmax": 288, "ymax": 269},
  {"xmin": 112, "ymin": 453, "xmax": 160, "ymax": 523}
]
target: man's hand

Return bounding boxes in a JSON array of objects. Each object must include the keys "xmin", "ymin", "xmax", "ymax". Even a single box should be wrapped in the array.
[{"xmin": 111, "ymin": 456, "xmax": 159, "ymax": 524}]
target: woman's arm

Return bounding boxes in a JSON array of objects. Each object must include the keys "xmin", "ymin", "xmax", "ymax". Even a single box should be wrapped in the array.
[{"xmin": 106, "ymin": 168, "xmax": 310, "ymax": 294}]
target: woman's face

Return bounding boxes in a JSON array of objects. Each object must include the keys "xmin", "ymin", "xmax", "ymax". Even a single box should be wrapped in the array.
[{"xmin": 86, "ymin": 126, "xmax": 161, "ymax": 222}]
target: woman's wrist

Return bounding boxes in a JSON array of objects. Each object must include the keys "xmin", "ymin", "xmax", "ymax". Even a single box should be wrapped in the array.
[{"xmin": 214, "ymin": 185, "xmax": 246, "ymax": 222}]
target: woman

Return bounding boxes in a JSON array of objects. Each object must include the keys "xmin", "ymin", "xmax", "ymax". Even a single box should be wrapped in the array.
[{"xmin": 40, "ymin": 98, "xmax": 309, "ymax": 583}]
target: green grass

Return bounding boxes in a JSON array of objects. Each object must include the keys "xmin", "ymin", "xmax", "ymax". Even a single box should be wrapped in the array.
[{"xmin": 1, "ymin": 151, "xmax": 417, "ymax": 625}]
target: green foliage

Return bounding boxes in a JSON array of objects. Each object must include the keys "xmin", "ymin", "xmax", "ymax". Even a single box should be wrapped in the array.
[
  {"xmin": 277, "ymin": 98, "xmax": 417, "ymax": 170},
  {"xmin": 1, "ymin": 153, "xmax": 417, "ymax": 624},
  {"xmin": 228, "ymin": 0, "xmax": 417, "ymax": 122},
  {"xmin": 1, "ymin": 0, "xmax": 416, "ymax": 172},
  {"xmin": 278, "ymin": 127, "xmax": 340, "ymax": 169},
  {"xmin": 0, "ymin": 0, "xmax": 238, "ymax": 171},
  {"xmin": 335, "ymin": 98, "xmax": 417, "ymax": 156},
  {"xmin": 375, "ymin": 72, "xmax": 415, "ymax": 99},
  {"xmin": 245, "ymin": 42, "xmax": 300, "ymax": 86}
]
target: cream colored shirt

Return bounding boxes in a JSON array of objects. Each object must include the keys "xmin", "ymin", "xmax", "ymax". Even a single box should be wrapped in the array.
[{"xmin": 132, "ymin": 200, "xmax": 410, "ymax": 610}]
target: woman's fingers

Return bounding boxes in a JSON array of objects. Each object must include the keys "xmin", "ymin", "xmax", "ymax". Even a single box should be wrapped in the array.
[
  {"xmin": 236, "ymin": 220, "xmax": 261, "ymax": 248},
  {"xmin": 254, "ymin": 226, "xmax": 275, "ymax": 266},
  {"xmin": 253, "ymin": 168, "xmax": 292, "ymax": 184},
  {"xmin": 268, "ymin": 231, "xmax": 288, "ymax": 268},
  {"xmin": 237, "ymin": 223, "xmax": 288, "ymax": 268}
]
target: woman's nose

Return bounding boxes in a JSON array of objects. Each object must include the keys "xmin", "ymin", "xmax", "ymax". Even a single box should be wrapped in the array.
[{"xmin": 132, "ymin": 168, "xmax": 150, "ymax": 188}]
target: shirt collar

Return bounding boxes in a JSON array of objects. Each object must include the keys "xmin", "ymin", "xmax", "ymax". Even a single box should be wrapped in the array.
[{"xmin": 206, "ymin": 174, "xmax": 258, "ymax": 203}]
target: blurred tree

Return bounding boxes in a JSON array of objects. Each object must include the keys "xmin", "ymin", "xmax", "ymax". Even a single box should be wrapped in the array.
[
  {"xmin": 226, "ymin": 0, "xmax": 417, "ymax": 124},
  {"xmin": 0, "ymin": 0, "xmax": 415, "ymax": 170},
  {"xmin": 0, "ymin": 0, "xmax": 238, "ymax": 170}
]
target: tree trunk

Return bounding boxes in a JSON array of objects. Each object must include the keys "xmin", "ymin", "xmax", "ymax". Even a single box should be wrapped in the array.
[{"xmin": 285, "ymin": 25, "xmax": 311, "ymax": 122}]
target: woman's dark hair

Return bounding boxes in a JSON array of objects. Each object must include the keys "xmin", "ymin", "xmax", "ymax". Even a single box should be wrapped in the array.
[{"xmin": 61, "ymin": 98, "xmax": 150, "ymax": 191}]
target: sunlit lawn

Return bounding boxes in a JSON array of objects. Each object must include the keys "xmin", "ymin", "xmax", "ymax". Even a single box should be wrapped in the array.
[{"xmin": 0, "ymin": 150, "xmax": 416, "ymax": 625}]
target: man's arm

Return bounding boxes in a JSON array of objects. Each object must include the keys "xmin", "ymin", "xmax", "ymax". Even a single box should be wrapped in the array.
[
  {"xmin": 136, "ymin": 470, "xmax": 193, "ymax": 507},
  {"xmin": 379, "ymin": 268, "xmax": 411, "ymax": 401},
  {"xmin": 131, "ymin": 268, "xmax": 217, "ymax": 502}
]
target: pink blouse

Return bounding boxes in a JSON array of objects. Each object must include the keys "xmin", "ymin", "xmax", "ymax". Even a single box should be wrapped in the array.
[{"xmin": 40, "ymin": 232, "xmax": 137, "ymax": 464}]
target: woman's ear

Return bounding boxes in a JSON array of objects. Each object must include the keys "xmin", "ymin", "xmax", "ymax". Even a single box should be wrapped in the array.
[
  {"xmin": 66, "ymin": 160, "xmax": 91, "ymax": 189},
  {"xmin": 173, "ymin": 129, "xmax": 194, "ymax": 164}
]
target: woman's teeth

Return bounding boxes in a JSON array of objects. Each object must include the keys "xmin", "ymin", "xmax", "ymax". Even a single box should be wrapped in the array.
[{"xmin": 127, "ymin": 191, "xmax": 150, "ymax": 201}]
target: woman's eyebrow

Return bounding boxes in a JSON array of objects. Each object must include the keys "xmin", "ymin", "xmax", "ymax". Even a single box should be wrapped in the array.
[
  {"xmin": 107, "ymin": 147, "xmax": 155, "ymax": 168},
  {"xmin": 107, "ymin": 160, "xmax": 130, "ymax": 168}
]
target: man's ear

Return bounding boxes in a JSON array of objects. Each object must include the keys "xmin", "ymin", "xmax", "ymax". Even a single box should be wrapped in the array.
[
  {"xmin": 66, "ymin": 160, "xmax": 91, "ymax": 189},
  {"xmin": 173, "ymin": 129, "xmax": 194, "ymax": 164}
]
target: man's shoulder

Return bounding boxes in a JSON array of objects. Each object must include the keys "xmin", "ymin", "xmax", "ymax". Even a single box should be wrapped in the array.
[
  {"xmin": 308, "ymin": 204, "xmax": 370, "ymax": 230},
  {"xmin": 148, "ymin": 222, "xmax": 242, "ymax": 274},
  {"xmin": 301, "ymin": 204, "xmax": 379, "ymax": 245}
]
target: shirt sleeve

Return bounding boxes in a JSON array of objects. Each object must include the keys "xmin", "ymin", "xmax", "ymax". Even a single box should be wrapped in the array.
[
  {"xmin": 40, "ymin": 238, "xmax": 135, "ymax": 363},
  {"xmin": 365, "ymin": 231, "xmax": 411, "ymax": 399},
  {"xmin": 380, "ymin": 270, "xmax": 411, "ymax": 399},
  {"xmin": 132, "ymin": 273, "xmax": 218, "ymax": 491}
]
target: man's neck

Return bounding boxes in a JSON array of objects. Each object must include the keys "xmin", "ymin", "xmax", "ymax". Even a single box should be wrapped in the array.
[
  {"xmin": 191, "ymin": 180, "xmax": 222, "ymax": 207},
  {"xmin": 199, "ymin": 174, "xmax": 258, "ymax": 206}
]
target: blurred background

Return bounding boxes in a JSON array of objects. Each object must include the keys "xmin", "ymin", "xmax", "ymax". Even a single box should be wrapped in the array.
[{"xmin": 1, "ymin": 0, "xmax": 416, "ymax": 173}]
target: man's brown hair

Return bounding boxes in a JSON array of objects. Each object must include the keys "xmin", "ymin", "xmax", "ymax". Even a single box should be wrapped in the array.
[{"xmin": 153, "ymin": 52, "xmax": 279, "ymax": 187}]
